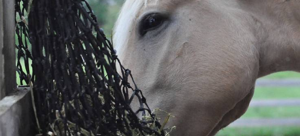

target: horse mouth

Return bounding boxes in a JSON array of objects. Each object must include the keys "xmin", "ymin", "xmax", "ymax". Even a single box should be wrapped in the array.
[{"xmin": 209, "ymin": 87, "xmax": 255, "ymax": 136}]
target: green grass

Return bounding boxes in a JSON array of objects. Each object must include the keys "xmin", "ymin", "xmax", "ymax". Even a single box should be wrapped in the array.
[
  {"xmin": 216, "ymin": 127, "xmax": 300, "ymax": 136},
  {"xmin": 253, "ymin": 87, "xmax": 300, "ymax": 100},
  {"xmin": 243, "ymin": 106, "xmax": 300, "ymax": 118},
  {"xmin": 217, "ymin": 83, "xmax": 300, "ymax": 136},
  {"xmin": 262, "ymin": 71, "xmax": 300, "ymax": 79}
]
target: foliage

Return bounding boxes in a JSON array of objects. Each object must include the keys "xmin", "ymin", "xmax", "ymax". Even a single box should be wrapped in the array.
[
  {"xmin": 86, "ymin": 0, "xmax": 109, "ymax": 26},
  {"xmin": 217, "ymin": 127, "xmax": 300, "ymax": 136},
  {"xmin": 87, "ymin": 0, "xmax": 124, "ymax": 33}
]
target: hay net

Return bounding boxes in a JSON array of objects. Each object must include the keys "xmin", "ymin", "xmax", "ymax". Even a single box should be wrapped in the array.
[{"xmin": 15, "ymin": 0, "xmax": 165, "ymax": 135}]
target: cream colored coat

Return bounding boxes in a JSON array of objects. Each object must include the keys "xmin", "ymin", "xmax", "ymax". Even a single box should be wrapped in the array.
[{"xmin": 113, "ymin": 0, "xmax": 300, "ymax": 135}]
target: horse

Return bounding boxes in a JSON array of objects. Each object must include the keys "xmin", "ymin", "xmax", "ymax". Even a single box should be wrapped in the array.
[{"xmin": 113, "ymin": 0, "xmax": 300, "ymax": 135}]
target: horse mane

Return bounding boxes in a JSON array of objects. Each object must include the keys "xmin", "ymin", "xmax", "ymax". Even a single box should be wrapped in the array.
[{"xmin": 113, "ymin": 0, "xmax": 145, "ymax": 53}]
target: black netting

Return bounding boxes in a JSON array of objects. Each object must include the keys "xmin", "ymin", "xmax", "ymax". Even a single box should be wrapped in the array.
[
  {"xmin": 16, "ymin": 0, "xmax": 32, "ymax": 85},
  {"xmin": 15, "ymin": 0, "xmax": 166, "ymax": 135}
]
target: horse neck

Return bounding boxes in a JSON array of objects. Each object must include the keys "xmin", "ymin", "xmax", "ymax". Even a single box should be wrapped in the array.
[{"xmin": 242, "ymin": 0, "xmax": 300, "ymax": 77}]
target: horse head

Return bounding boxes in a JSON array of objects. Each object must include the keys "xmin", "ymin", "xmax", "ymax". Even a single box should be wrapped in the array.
[{"xmin": 113, "ymin": 0, "xmax": 300, "ymax": 135}]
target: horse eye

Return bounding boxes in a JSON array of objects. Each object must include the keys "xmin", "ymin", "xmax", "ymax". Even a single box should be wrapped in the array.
[{"xmin": 139, "ymin": 13, "xmax": 166, "ymax": 36}]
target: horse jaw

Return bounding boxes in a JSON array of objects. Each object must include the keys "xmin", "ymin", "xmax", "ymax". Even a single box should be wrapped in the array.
[{"xmin": 209, "ymin": 88, "xmax": 254, "ymax": 135}]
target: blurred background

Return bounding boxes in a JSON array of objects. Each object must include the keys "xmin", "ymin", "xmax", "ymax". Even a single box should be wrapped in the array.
[
  {"xmin": 87, "ymin": 0, "xmax": 124, "ymax": 35},
  {"xmin": 77, "ymin": 1, "xmax": 300, "ymax": 135}
]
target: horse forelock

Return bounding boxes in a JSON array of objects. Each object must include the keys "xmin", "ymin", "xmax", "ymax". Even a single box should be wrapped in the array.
[
  {"xmin": 113, "ymin": 0, "xmax": 180, "ymax": 55},
  {"xmin": 113, "ymin": 0, "xmax": 145, "ymax": 55}
]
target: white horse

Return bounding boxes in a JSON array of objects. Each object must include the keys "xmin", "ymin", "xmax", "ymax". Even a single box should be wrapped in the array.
[{"xmin": 113, "ymin": 0, "xmax": 300, "ymax": 135}]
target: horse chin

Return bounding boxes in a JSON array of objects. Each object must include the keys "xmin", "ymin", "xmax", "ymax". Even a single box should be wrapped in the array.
[{"xmin": 209, "ymin": 87, "xmax": 254, "ymax": 136}]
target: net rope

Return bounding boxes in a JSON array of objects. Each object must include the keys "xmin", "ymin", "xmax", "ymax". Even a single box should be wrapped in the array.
[{"xmin": 15, "ymin": 0, "xmax": 165, "ymax": 135}]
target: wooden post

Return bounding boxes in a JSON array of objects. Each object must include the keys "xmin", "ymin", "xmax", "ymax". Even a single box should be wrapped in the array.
[
  {"xmin": 0, "ymin": 0, "xmax": 16, "ymax": 100},
  {"xmin": 0, "ymin": 87, "xmax": 34, "ymax": 136},
  {"xmin": 0, "ymin": 0, "xmax": 4, "ymax": 99}
]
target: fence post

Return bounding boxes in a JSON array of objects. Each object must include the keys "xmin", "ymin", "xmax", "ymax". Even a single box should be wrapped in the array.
[
  {"xmin": 0, "ymin": 0, "xmax": 16, "ymax": 100},
  {"xmin": 0, "ymin": 0, "xmax": 4, "ymax": 99}
]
